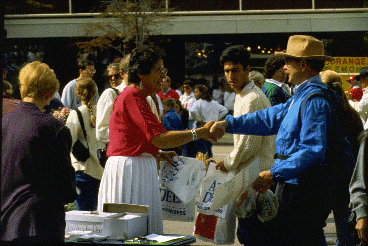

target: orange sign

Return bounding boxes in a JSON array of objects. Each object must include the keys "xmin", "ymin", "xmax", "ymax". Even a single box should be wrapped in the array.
[{"xmin": 323, "ymin": 57, "xmax": 368, "ymax": 91}]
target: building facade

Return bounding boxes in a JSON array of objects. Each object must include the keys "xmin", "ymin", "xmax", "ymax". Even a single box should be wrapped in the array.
[{"xmin": 3, "ymin": 0, "xmax": 368, "ymax": 92}]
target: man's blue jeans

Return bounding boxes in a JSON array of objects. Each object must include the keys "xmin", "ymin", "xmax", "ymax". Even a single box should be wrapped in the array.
[{"xmin": 75, "ymin": 171, "xmax": 100, "ymax": 211}]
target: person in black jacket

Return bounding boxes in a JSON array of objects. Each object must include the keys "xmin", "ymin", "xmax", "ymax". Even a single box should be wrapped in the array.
[
  {"xmin": 1, "ymin": 61, "xmax": 77, "ymax": 243},
  {"xmin": 321, "ymin": 70, "xmax": 364, "ymax": 245}
]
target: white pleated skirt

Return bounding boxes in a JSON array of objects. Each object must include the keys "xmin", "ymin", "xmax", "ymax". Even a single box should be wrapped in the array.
[{"xmin": 97, "ymin": 154, "xmax": 163, "ymax": 234}]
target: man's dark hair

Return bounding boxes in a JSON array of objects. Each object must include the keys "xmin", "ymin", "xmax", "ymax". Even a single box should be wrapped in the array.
[
  {"xmin": 220, "ymin": 45, "xmax": 250, "ymax": 70},
  {"xmin": 263, "ymin": 55, "xmax": 286, "ymax": 79},
  {"xmin": 129, "ymin": 45, "xmax": 165, "ymax": 85},
  {"xmin": 183, "ymin": 79, "xmax": 194, "ymax": 88},
  {"xmin": 78, "ymin": 60, "xmax": 94, "ymax": 71}
]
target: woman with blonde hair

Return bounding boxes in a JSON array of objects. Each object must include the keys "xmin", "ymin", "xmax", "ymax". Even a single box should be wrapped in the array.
[
  {"xmin": 321, "ymin": 70, "xmax": 363, "ymax": 157},
  {"xmin": 66, "ymin": 78, "xmax": 104, "ymax": 211},
  {"xmin": 2, "ymin": 61, "xmax": 77, "ymax": 243}
]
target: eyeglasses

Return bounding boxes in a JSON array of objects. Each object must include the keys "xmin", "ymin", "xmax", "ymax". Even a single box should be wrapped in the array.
[
  {"xmin": 108, "ymin": 74, "xmax": 120, "ymax": 80},
  {"xmin": 183, "ymin": 86, "xmax": 191, "ymax": 89},
  {"xmin": 156, "ymin": 66, "xmax": 168, "ymax": 75},
  {"xmin": 86, "ymin": 69, "xmax": 96, "ymax": 73}
]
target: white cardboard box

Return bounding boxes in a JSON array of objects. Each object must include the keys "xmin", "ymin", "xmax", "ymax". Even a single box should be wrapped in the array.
[{"xmin": 65, "ymin": 210, "xmax": 147, "ymax": 239}]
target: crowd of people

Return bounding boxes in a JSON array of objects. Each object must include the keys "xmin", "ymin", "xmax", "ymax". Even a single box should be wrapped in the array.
[{"xmin": 1, "ymin": 35, "xmax": 368, "ymax": 246}]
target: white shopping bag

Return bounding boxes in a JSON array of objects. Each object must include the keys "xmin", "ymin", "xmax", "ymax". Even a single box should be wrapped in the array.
[
  {"xmin": 197, "ymin": 162, "xmax": 236, "ymax": 218},
  {"xmin": 159, "ymin": 156, "xmax": 206, "ymax": 204},
  {"xmin": 160, "ymin": 186, "xmax": 196, "ymax": 222},
  {"xmin": 194, "ymin": 203, "xmax": 237, "ymax": 245}
]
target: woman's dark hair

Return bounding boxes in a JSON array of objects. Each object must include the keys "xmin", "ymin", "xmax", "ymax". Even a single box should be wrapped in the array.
[
  {"xmin": 174, "ymin": 99, "xmax": 184, "ymax": 112},
  {"xmin": 128, "ymin": 45, "xmax": 165, "ymax": 85},
  {"xmin": 220, "ymin": 45, "xmax": 250, "ymax": 70},
  {"xmin": 195, "ymin": 84, "xmax": 211, "ymax": 102},
  {"xmin": 263, "ymin": 55, "xmax": 285, "ymax": 79}
]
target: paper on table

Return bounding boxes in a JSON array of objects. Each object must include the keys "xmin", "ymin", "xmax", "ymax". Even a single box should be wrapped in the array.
[
  {"xmin": 145, "ymin": 233, "xmax": 185, "ymax": 243},
  {"xmin": 210, "ymin": 158, "xmax": 260, "ymax": 211}
]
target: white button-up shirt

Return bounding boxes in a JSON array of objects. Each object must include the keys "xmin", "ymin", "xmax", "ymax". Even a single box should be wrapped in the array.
[{"xmin": 96, "ymin": 82, "xmax": 127, "ymax": 143}]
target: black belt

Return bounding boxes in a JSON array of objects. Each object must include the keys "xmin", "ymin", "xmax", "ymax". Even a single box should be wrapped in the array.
[{"xmin": 274, "ymin": 153, "xmax": 290, "ymax": 160}]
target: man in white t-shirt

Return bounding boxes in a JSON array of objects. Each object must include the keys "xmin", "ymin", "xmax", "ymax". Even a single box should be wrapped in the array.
[{"xmin": 96, "ymin": 55, "xmax": 130, "ymax": 143}]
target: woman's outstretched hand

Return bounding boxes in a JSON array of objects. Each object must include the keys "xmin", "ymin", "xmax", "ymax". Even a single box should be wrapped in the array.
[
  {"xmin": 209, "ymin": 120, "xmax": 227, "ymax": 142},
  {"xmin": 201, "ymin": 120, "xmax": 215, "ymax": 141}
]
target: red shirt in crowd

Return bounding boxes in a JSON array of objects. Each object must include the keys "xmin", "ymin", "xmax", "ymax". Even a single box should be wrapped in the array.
[
  {"xmin": 348, "ymin": 87, "xmax": 363, "ymax": 101},
  {"xmin": 157, "ymin": 88, "xmax": 180, "ymax": 101},
  {"xmin": 107, "ymin": 87, "xmax": 166, "ymax": 157}
]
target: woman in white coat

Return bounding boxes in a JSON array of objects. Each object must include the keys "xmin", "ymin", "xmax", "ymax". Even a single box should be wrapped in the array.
[
  {"xmin": 66, "ymin": 78, "xmax": 104, "ymax": 211},
  {"xmin": 188, "ymin": 84, "xmax": 228, "ymax": 158}
]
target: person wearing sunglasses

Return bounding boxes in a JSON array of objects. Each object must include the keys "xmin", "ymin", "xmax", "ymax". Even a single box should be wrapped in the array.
[
  {"xmin": 96, "ymin": 55, "xmax": 130, "ymax": 144},
  {"xmin": 106, "ymin": 63, "xmax": 123, "ymax": 89},
  {"xmin": 61, "ymin": 60, "xmax": 99, "ymax": 110}
]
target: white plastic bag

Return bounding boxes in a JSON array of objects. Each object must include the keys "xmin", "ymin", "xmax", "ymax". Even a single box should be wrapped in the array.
[
  {"xmin": 194, "ymin": 162, "xmax": 237, "ymax": 245},
  {"xmin": 159, "ymin": 186, "xmax": 196, "ymax": 222},
  {"xmin": 234, "ymin": 188, "xmax": 257, "ymax": 218},
  {"xmin": 197, "ymin": 162, "xmax": 236, "ymax": 218},
  {"xmin": 234, "ymin": 188, "xmax": 279, "ymax": 222},
  {"xmin": 256, "ymin": 189, "xmax": 279, "ymax": 222},
  {"xmin": 194, "ymin": 203, "xmax": 237, "ymax": 245},
  {"xmin": 159, "ymin": 156, "xmax": 206, "ymax": 204}
]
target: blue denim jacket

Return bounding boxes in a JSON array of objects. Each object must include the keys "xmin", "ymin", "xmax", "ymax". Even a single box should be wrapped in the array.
[{"xmin": 225, "ymin": 75, "xmax": 332, "ymax": 185}]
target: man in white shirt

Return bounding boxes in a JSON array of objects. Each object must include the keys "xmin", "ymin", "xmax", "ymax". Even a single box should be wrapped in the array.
[
  {"xmin": 347, "ymin": 66, "xmax": 368, "ymax": 125},
  {"xmin": 215, "ymin": 45, "xmax": 276, "ymax": 246},
  {"xmin": 179, "ymin": 80, "xmax": 196, "ymax": 110},
  {"xmin": 96, "ymin": 55, "xmax": 130, "ymax": 143},
  {"xmin": 61, "ymin": 60, "xmax": 99, "ymax": 110}
]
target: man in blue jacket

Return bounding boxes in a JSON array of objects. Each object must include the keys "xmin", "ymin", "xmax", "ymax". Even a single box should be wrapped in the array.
[{"xmin": 210, "ymin": 35, "xmax": 338, "ymax": 246}]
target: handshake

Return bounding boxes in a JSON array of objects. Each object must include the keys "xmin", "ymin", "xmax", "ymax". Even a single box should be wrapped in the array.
[{"xmin": 202, "ymin": 120, "xmax": 228, "ymax": 143}]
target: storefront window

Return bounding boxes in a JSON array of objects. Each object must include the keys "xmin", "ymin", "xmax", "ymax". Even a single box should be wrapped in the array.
[
  {"xmin": 315, "ymin": 0, "xmax": 363, "ymax": 9},
  {"xmin": 170, "ymin": 0, "xmax": 239, "ymax": 11},
  {"xmin": 241, "ymin": 0, "xmax": 311, "ymax": 10}
]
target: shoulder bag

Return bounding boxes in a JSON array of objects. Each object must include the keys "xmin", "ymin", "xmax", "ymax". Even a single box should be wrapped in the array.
[{"xmin": 72, "ymin": 109, "xmax": 90, "ymax": 162}]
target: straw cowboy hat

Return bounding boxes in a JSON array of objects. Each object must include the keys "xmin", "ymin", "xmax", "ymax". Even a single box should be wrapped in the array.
[{"xmin": 275, "ymin": 35, "xmax": 335, "ymax": 61}]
